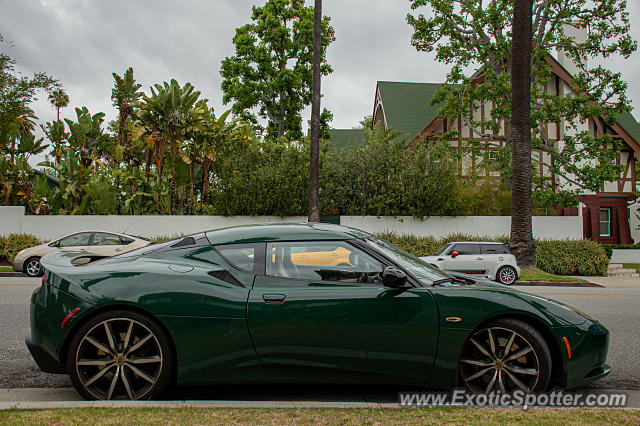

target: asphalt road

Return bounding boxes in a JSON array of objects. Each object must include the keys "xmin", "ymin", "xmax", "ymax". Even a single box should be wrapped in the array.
[{"xmin": 1, "ymin": 277, "xmax": 638, "ymax": 400}]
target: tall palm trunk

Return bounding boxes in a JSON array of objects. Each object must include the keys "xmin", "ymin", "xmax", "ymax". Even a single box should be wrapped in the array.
[
  {"xmin": 509, "ymin": 0, "xmax": 536, "ymax": 267},
  {"xmin": 308, "ymin": 0, "xmax": 322, "ymax": 223}
]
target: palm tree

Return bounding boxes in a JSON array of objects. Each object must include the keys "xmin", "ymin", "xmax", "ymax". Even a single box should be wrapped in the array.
[
  {"xmin": 509, "ymin": 0, "xmax": 536, "ymax": 267},
  {"xmin": 139, "ymin": 80, "xmax": 201, "ymax": 214},
  {"xmin": 308, "ymin": 0, "xmax": 322, "ymax": 222},
  {"xmin": 111, "ymin": 67, "xmax": 142, "ymax": 213},
  {"xmin": 48, "ymin": 88, "xmax": 69, "ymax": 121}
]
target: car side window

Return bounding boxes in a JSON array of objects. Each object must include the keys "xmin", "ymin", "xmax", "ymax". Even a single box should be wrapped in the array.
[
  {"xmin": 216, "ymin": 243, "xmax": 260, "ymax": 273},
  {"xmin": 58, "ymin": 232, "xmax": 92, "ymax": 247},
  {"xmin": 265, "ymin": 241, "xmax": 383, "ymax": 284},
  {"xmin": 120, "ymin": 237, "xmax": 134, "ymax": 245},
  {"xmin": 92, "ymin": 233, "xmax": 122, "ymax": 246},
  {"xmin": 481, "ymin": 244, "xmax": 509, "ymax": 255},
  {"xmin": 450, "ymin": 244, "xmax": 481, "ymax": 255}
]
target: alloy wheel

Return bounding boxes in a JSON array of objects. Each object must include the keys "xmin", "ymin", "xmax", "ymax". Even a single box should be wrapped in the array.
[
  {"xmin": 25, "ymin": 258, "xmax": 42, "ymax": 277},
  {"xmin": 74, "ymin": 318, "xmax": 163, "ymax": 400},
  {"xmin": 497, "ymin": 267, "xmax": 516, "ymax": 285},
  {"xmin": 459, "ymin": 326, "xmax": 541, "ymax": 393}
]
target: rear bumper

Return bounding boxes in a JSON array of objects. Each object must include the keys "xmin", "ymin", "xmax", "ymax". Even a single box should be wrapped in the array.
[
  {"xmin": 25, "ymin": 336, "xmax": 66, "ymax": 374},
  {"xmin": 12, "ymin": 258, "xmax": 23, "ymax": 272}
]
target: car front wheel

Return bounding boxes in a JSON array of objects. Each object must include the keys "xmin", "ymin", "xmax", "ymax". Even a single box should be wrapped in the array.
[
  {"xmin": 496, "ymin": 266, "xmax": 517, "ymax": 285},
  {"xmin": 24, "ymin": 257, "xmax": 43, "ymax": 277},
  {"xmin": 458, "ymin": 319, "xmax": 552, "ymax": 393},
  {"xmin": 67, "ymin": 310, "xmax": 173, "ymax": 400}
]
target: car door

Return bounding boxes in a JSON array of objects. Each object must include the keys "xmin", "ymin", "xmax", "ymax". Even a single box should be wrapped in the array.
[
  {"xmin": 443, "ymin": 243, "xmax": 485, "ymax": 275},
  {"xmin": 90, "ymin": 232, "xmax": 130, "ymax": 256},
  {"xmin": 56, "ymin": 232, "xmax": 93, "ymax": 253},
  {"xmin": 247, "ymin": 240, "xmax": 439, "ymax": 385}
]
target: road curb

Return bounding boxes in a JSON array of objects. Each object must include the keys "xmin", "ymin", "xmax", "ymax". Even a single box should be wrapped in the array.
[
  {"xmin": 0, "ymin": 272, "xmax": 26, "ymax": 277},
  {"xmin": 515, "ymin": 281, "xmax": 604, "ymax": 287}
]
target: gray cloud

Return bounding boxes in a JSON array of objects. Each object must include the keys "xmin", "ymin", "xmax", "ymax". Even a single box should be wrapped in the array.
[{"xmin": 1, "ymin": 0, "xmax": 638, "ymax": 138}]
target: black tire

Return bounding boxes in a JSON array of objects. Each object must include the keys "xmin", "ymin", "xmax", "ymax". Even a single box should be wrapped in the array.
[
  {"xmin": 23, "ymin": 257, "xmax": 43, "ymax": 277},
  {"xmin": 496, "ymin": 266, "xmax": 517, "ymax": 285},
  {"xmin": 67, "ymin": 310, "xmax": 174, "ymax": 400},
  {"xmin": 458, "ymin": 318, "xmax": 552, "ymax": 393}
]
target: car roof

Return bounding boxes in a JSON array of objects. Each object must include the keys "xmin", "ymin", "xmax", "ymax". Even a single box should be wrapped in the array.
[
  {"xmin": 205, "ymin": 223, "xmax": 371, "ymax": 246},
  {"xmin": 448, "ymin": 241, "xmax": 505, "ymax": 244},
  {"xmin": 53, "ymin": 231, "xmax": 143, "ymax": 241}
]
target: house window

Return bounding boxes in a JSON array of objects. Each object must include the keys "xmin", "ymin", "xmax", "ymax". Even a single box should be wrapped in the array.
[{"xmin": 599, "ymin": 208, "xmax": 611, "ymax": 237}]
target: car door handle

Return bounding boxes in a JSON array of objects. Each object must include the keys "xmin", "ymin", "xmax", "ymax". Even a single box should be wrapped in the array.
[
  {"xmin": 114, "ymin": 248, "xmax": 122, "ymax": 252},
  {"xmin": 475, "ymin": 257, "xmax": 483, "ymax": 260},
  {"xmin": 262, "ymin": 294, "xmax": 286, "ymax": 304}
]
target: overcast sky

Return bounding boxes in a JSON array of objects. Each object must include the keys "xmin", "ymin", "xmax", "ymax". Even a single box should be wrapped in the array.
[{"xmin": 1, "ymin": 0, "xmax": 639, "ymax": 136}]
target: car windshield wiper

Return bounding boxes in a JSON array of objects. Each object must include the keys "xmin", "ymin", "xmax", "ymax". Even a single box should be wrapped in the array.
[{"xmin": 431, "ymin": 276, "xmax": 475, "ymax": 286}]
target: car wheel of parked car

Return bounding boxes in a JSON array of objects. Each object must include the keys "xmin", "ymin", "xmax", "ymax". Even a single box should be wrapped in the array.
[
  {"xmin": 67, "ymin": 310, "xmax": 174, "ymax": 400},
  {"xmin": 458, "ymin": 319, "xmax": 552, "ymax": 393},
  {"xmin": 24, "ymin": 257, "xmax": 43, "ymax": 277},
  {"xmin": 496, "ymin": 266, "xmax": 517, "ymax": 285}
]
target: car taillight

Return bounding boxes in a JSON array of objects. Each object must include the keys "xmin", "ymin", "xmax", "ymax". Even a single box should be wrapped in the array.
[{"xmin": 41, "ymin": 275, "xmax": 45, "ymax": 286}]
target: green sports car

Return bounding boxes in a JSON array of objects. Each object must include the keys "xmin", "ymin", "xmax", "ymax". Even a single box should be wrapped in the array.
[{"xmin": 27, "ymin": 224, "xmax": 610, "ymax": 400}]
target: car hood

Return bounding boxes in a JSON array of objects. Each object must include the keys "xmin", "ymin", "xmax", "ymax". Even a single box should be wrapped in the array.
[{"xmin": 443, "ymin": 273, "xmax": 595, "ymax": 326}]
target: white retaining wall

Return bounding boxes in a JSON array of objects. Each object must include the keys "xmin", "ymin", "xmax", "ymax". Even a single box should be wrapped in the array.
[
  {"xmin": 340, "ymin": 215, "xmax": 583, "ymax": 240},
  {"xmin": 0, "ymin": 207, "xmax": 583, "ymax": 241}
]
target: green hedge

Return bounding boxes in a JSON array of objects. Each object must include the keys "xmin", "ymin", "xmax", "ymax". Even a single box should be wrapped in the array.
[
  {"xmin": 0, "ymin": 234, "xmax": 42, "ymax": 264},
  {"xmin": 376, "ymin": 232, "xmax": 608, "ymax": 277}
]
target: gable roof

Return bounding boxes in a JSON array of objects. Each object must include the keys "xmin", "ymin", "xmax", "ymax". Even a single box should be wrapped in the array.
[
  {"xmin": 617, "ymin": 112, "xmax": 640, "ymax": 150},
  {"xmin": 329, "ymin": 128, "xmax": 365, "ymax": 151},
  {"xmin": 375, "ymin": 81, "xmax": 444, "ymax": 139}
]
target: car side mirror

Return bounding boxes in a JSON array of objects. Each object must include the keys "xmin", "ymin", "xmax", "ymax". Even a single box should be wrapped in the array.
[
  {"xmin": 451, "ymin": 251, "xmax": 459, "ymax": 258},
  {"xmin": 49, "ymin": 241, "xmax": 59, "ymax": 248},
  {"xmin": 381, "ymin": 266, "xmax": 408, "ymax": 288}
]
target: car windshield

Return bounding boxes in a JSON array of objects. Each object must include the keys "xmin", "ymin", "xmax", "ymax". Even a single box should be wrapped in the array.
[
  {"xmin": 434, "ymin": 243, "xmax": 452, "ymax": 256},
  {"xmin": 364, "ymin": 237, "xmax": 452, "ymax": 285}
]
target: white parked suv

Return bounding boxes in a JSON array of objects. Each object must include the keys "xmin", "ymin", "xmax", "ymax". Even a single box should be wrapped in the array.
[{"xmin": 420, "ymin": 241, "xmax": 520, "ymax": 285}]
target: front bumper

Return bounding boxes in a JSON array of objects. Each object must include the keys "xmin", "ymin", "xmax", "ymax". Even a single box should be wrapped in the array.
[
  {"xmin": 554, "ymin": 321, "xmax": 610, "ymax": 389},
  {"xmin": 25, "ymin": 336, "xmax": 66, "ymax": 374}
]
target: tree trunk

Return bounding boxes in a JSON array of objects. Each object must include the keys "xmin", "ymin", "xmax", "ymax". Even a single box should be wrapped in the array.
[
  {"xmin": 308, "ymin": 0, "xmax": 322, "ymax": 223},
  {"xmin": 509, "ymin": 0, "xmax": 536, "ymax": 268}
]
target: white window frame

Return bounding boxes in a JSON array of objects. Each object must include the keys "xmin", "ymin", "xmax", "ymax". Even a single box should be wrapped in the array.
[{"xmin": 599, "ymin": 208, "xmax": 611, "ymax": 237}]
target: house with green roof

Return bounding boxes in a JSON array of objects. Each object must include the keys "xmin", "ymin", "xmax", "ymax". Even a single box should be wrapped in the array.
[{"xmin": 369, "ymin": 56, "xmax": 640, "ymax": 244}]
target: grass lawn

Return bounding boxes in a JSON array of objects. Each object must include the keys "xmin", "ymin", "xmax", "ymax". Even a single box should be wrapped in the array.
[
  {"xmin": 622, "ymin": 263, "xmax": 640, "ymax": 274},
  {"xmin": 0, "ymin": 407, "xmax": 637, "ymax": 425},
  {"xmin": 0, "ymin": 266, "xmax": 13, "ymax": 272},
  {"xmin": 518, "ymin": 268, "xmax": 588, "ymax": 283}
]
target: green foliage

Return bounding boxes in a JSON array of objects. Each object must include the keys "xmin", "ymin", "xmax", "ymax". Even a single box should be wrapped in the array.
[
  {"xmin": 536, "ymin": 239, "xmax": 609, "ymax": 276},
  {"xmin": 220, "ymin": 0, "xmax": 335, "ymax": 140},
  {"xmin": 0, "ymin": 233, "xmax": 41, "ymax": 263},
  {"xmin": 321, "ymin": 125, "xmax": 460, "ymax": 216},
  {"xmin": 376, "ymin": 232, "xmax": 607, "ymax": 276},
  {"xmin": 211, "ymin": 138, "xmax": 311, "ymax": 216},
  {"xmin": 407, "ymin": 0, "xmax": 637, "ymax": 198}
]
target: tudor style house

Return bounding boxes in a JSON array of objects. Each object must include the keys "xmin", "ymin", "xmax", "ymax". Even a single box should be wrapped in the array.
[{"xmin": 332, "ymin": 55, "xmax": 640, "ymax": 244}]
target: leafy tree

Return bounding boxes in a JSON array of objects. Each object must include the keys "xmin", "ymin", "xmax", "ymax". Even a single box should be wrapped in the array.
[
  {"xmin": 138, "ymin": 79, "xmax": 201, "ymax": 213},
  {"xmin": 111, "ymin": 67, "xmax": 142, "ymax": 213},
  {"xmin": 407, "ymin": 0, "xmax": 637, "ymax": 264},
  {"xmin": 48, "ymin": 88, "xmax": 69, "ymax": 121},
  {"xmin": 221, "ymin": 0, "xmax": 335, "ymax": 140}
]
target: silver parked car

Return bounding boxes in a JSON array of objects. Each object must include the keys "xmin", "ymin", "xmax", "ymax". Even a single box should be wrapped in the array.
[
  {"xmin": 12, "ymin": 231, "xmax": 149, "ymax": 277},
  {"xmin": 420, "ymin": 241, "xmax": 520, "ymax": 285}
]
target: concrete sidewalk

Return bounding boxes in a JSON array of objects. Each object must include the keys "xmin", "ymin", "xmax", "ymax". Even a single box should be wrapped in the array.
[{"xmin": 571, "ymin": 276, "xmax": 640, "ymax": 288}]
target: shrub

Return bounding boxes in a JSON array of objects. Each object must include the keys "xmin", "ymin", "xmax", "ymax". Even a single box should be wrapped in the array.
[
  {"xmin": 375, "ymin": 232, "xmax": 608, "ymax": 276},
  {"xmin": 536, "ymin": 240, "xmax": 608, "ymax": 276},
  {"xmin": 0, "ymin": 234, "xmax": 42, "ymax": 264}
]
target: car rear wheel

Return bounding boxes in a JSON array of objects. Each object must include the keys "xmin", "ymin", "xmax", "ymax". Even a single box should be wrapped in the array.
[
  {"xmin": 458, "ymin": 319, "xmax": 552, "ymax": 393},
  {"xmin": 24, "ymin": 257, "xmax": 43, "ymax": 277},
  {"xmin": 67, "ymin": 310, "xmax": 173, "ymax": 400},
  {"xmin": 496, "ymin": 266, "xmax": 517, "ymax": 285}
]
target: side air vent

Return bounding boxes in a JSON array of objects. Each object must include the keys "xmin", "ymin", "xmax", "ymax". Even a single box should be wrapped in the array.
[
  {"xmin": 208, "ymin": 270, "xmax": 243, "ymax": 287},
  {"xmin": 171, "ymin": 237, "xmax": 196, "ymax": 248}
]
